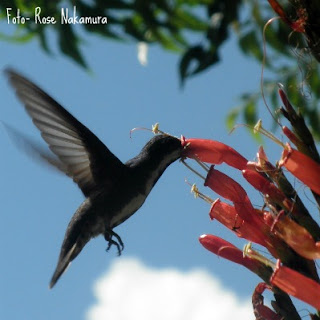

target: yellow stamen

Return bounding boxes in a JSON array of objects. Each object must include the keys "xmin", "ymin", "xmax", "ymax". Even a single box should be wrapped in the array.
[
  {"xmin": 152, "ymin": 123, "xmax": 160, "ymax": 134},
  {"xmin": 253, "ymin": 120, "xmax": 286, "ymax": 148},
  {"xmin": 151, "ymin": 123, "xmax": 168, "ymax": 135},
  {"xmin": 191, "ymin": 184, "xmax": 199, "ymax": 198},
  {"xmin": 190, "ymin": 183, "xmax": 213, "ymax": 204},
  {"xmin": 253, "ymin": 119, "xmax": 262, "ymax": 134},
  {"xmin": 243, "ymin": 242, "xmax": 276, "ymax": 269}
]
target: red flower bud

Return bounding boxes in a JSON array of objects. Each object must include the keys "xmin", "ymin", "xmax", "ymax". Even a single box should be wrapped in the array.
[{"xmin": 282, "ymin": 126, "xmax": 302, "ymax": 147}]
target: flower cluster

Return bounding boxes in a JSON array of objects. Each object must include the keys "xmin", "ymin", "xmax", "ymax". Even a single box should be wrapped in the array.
[{"xmin": 181, "ymin": 88, "xmax": 320, "ymax": 319}]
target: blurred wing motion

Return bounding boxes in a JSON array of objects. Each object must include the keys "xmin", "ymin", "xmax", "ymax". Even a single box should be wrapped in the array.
[
  {"xmin": 3, "ymin": 122, "xmax": 66, "ymax": 173},
  {"xmin": 6, "ymin": 69, "xmax": 124, "ymax": 196}
]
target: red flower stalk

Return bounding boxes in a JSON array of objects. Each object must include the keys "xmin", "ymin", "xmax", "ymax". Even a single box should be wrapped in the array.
[
  {"xmin": 209, "ymin": 199, "xmax": 267, "ymax": 246},
  {"xmin": 264, "ymin": 211, "xmax": 320, "ymax": 260},
  {"xmin": 181, "ymin": 136, "xmax": 248, "ymax": 170},
  {"xmin": 279, "ymin": 143, "xmax": 320, "ymax": 196},
  {"xmin": 199, "ymin": 234, "xmax": 264, "ymax": 273},
  {"xmin": 270, "ymin": 261, "xmax": 320, "ymax": 310},
  {"xmin": 252, "ymin": 283, "xmax": 283, "ymax": 320}
]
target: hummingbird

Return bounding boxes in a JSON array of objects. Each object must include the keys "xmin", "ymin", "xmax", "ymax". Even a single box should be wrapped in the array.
[{"xmin": 6, "ymin": 69, "xmax": 183, "ymax": 288}]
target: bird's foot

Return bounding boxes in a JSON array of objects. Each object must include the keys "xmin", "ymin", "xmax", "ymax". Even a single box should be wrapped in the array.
[{"xmin": 104, "ymin": 229, "xmax": 124, "ymax": 256}]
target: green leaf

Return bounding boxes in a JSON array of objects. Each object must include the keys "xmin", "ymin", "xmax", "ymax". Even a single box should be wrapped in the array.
[
  {"xmin": 174, "ymin": 9, "xmax": 208, "ymax": 31},
  {"xmin": 179, "ymin": 45, "xmax": 205, "ymax": 87},
  {"xmin": 0, "ymin": 30, "xmax": 35, "ymax": 43},
  {"xmin": 244, "ymin": 97, "xmax": 257, "ymax": 126},
  {"xmin": 238, "ymin": 30, "xmax": 263, "ymax": 61},
  {"xmin": 155, "ymin": 30, "xmax": 182, "ymax": 51},
  {"xmin": 226, "ymin": 107, "xmax": 241, "ymax": 130},
  {"xmin": 38, "ymin": 26, "xmax": 51, "ymax": 54},
  {"xmin": 58, "ymin": 24, "xmax": 88, "ymax": 69}
]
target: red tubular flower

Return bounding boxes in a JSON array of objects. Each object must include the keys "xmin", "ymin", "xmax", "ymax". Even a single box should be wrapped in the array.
[
  {"xmin": 247, "ymin": 152, "xmax": 313, "ymax": 223},
  {"xmin": 210, "ymin": 199, "xmax": 267, "ymax": 246},
  {"xmin": 252, "ymin": 283, "xmax": 283, "ymax": 320},
  {"xmin": 199, "ymin": 234, "xmax": 263, "ymax": 272},
  {"xmin": 264, "ymin": 211, "xmax": 320, "ymax": 260},
  {"xmin": 205, "ymin": 166, "xmax": 259, "ymax": 222},
  {"xmin": 242, "ymin": 167, "xmax": 294, "ymax": 214},
  {"xmin": 205, "ymin": 166, "xmax": 285, "ymax": 257},
  {"xmin": 209, "ymin": 199, "xmax": 239, "ymax": 224},
  {"xmin": 270, "ymin": 261, "xmax": 320, "ymax": 310},
  {"xmin": 242, "ymin": 168, "xmax": 284, "ymax": 200},
  {"xmin": 205, "ymin": 166, "xmax": 252, "ymax": 211},
  {"xmin": 279, "ymin": 143, "xmax": 320, "ymax": 196},
  {"xmin": 181, "ymin": 136, "xmax": 248, "ymax": 170},
  {"xmin": 205, "ymin": 167, "xmax": 277, "ymax": 250}
]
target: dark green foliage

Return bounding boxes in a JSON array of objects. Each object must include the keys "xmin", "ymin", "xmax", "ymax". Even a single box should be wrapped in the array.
[{"xmin": 1, "ymin": 0, "xmax": 320, "ymax": 137}]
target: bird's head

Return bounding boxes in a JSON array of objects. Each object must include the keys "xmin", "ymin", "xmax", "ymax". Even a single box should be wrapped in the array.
[{"xmin": 126, "ymin": 134, "xmax": 182, "ymax": 169}]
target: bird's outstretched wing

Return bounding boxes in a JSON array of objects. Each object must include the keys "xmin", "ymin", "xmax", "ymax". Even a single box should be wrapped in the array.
[{"xmin": 6, "ymin": 69, "xmax": 124, "ymax": 196}]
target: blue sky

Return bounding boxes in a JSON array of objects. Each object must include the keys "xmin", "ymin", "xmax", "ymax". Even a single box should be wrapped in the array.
[{"xmin": 0, "ymin": 9, "xmax": 288, "ymax": 320}]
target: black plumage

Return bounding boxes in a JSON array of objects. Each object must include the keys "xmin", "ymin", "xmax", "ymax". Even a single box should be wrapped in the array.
[{"xmin": 6, "ymin": 69, "xmax": 182, "ymax": 288}]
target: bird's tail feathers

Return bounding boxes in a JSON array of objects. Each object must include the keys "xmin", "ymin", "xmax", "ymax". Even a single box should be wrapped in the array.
[{"xmin": 49, "ymin": 242, "xmax": 77, "ymax": 289}]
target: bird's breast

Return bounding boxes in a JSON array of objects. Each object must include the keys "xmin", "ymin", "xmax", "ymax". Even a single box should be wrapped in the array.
[
  {"xmin": 109, "ymin": 192, "xmax": 147, "ymax": 228},
  {"xmin": 108, "ymin": 154, "xmax": 177, "ymax": 228}
]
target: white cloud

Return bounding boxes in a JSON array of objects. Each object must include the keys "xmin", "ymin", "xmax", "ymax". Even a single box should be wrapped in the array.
[{"xmin": 86, "ymin": 258, "xmax": 253, "ymax": 320}]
